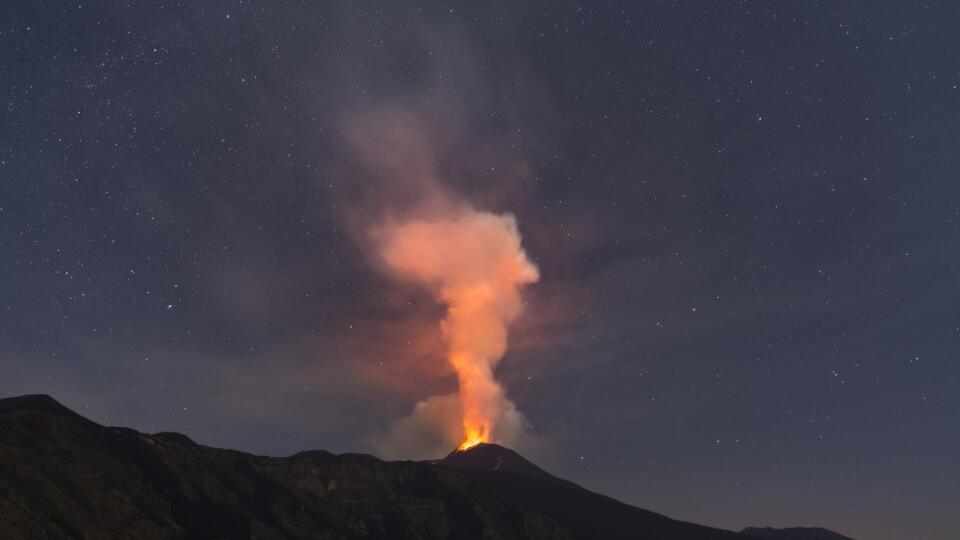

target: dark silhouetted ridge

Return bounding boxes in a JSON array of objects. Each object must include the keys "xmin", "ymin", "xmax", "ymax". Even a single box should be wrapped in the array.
[
  {"xmin": 0, "ymin": 393, "xmax": 829, "ymax": 539},
  {"xmin": 152, "ymin": 431, "xmax": 199, "ymax": 447},
  {"xmin": 741, "ymin": 526, "xmax": 856, "ymax": 540},
  {"xmin": 0, "ymin": 394, "xmax": 98, "ymax": 426},
  {"xmin": 435, "ymin": 442, "xmax": 744, "ymax": 540},
  {"xmin": 0, "ymin": 394, "xmax": 74, "ymax": 416}
]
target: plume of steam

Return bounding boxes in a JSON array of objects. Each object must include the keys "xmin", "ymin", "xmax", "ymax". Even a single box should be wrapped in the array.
[
  {"xmin": 339, "ymin": 101, "xmax": 539, "ymax": 457},
  {"xmin": 375, "ymin": 208, "xmax": 539, "ymax": 453}
]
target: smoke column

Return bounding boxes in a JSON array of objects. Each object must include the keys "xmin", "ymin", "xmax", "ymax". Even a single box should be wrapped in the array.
[{"xmin": 377, "ymin": 208, "xmax": 539, "ymax": 450}]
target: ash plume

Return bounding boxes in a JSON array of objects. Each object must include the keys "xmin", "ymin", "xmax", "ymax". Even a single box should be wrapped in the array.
[
  {"xmin": 374, "ymin": 207, "xmax": 539, "ymax": 452},
  {"xmin": 339, "ymin": 100, "xmax": 539, "ymax": 457}
]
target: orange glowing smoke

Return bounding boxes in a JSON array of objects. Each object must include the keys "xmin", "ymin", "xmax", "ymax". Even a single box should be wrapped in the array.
[{"xmin": 379, "ymin": 209, "xmax": 539, "ymax": 450}]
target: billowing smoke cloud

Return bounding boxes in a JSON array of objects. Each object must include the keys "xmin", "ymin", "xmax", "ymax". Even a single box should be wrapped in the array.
[
  {"xmin": 337, "ymin": 96, "xmax": 541, "ymax": 458},
  {"xmin": 373, "ymin": 208, "xmax": 539, "ymax": 455}
]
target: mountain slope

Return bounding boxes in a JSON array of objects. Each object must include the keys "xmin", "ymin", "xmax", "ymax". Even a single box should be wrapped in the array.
[
  {"xmin": 741, "ymin": 526, "xmax": 856, "ymax": 540},
  {"xmin": 0, "ymin": 394, "xmax": 749, "ymax": 539},
  {"xmin": 438, "ymin": 443, "xmax": 744, "ymax": 540}
]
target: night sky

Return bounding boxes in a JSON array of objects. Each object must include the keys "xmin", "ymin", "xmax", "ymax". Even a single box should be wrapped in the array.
[{"xmin": 3, "ymin": 2, "xmax": 959, "ymax": 539}]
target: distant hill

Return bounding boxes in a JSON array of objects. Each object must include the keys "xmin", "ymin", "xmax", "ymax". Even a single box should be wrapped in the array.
[
  {"xmin": 0, "ymin": 394, "xmax": 842, "ymax": 539},
  {"xmin": 741, "ymin": 526, "xmax": 855, "ymax": 540}
]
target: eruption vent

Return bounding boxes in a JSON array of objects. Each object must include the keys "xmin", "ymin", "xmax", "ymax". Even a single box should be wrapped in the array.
[{"xmin": 378, "ymin": 209, "xmax": 539, "ymax": 450}]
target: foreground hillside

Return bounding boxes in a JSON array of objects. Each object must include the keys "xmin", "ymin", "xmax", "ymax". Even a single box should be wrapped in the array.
[{"xmin": 0, "ymin": 395, "xmax": 846, "ymax": 539}]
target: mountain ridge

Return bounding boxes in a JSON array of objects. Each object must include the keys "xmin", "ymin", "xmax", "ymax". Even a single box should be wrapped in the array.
[
  {"xmin": 0, "ymin": 394, "xmax": 853, "ymax": 539},
  {"xmin": 740, "ymin": 526, "xmax": 856, "ymax": 540}
]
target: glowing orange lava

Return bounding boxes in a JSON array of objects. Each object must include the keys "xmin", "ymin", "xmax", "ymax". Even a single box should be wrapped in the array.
[{"xmin": 458, "ymin": 430, "xmax": 486, "ymax": 451}]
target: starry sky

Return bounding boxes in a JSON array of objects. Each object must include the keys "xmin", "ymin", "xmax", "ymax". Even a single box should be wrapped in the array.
[{"xmin": 2, "ymin": 2, "xmax": 959, "ymax": 539}]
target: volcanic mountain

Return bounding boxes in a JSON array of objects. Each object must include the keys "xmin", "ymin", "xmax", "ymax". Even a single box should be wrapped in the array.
[
  {"xmin": 0, "ymin": 395, "xmax": 852, "ymax": 539},
  {"xmin": 740, "ymin": 527, "xmax": 856, "ymax": 540}
]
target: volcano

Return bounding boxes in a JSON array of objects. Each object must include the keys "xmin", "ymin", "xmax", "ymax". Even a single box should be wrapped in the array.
[
  {"xmin": 438, "ymin": 443, "xmax": 551, "ymax": 477},
  {"xmin": 0, "ymin": 395, "xmax": 853, "ymax": 539}
]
